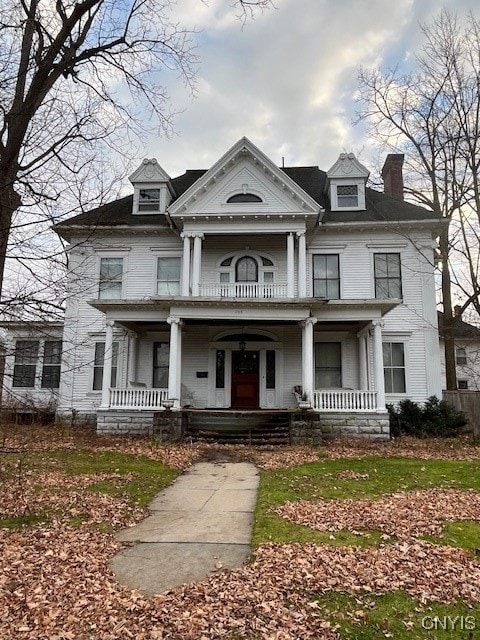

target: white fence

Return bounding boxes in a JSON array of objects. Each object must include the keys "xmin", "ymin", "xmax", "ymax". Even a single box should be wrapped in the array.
[
  {"xmin": 199, "ymin": 283, "xmax": 289, "ymax": 298},
  {"xmin": 109, "ymin": 388, "xmax": 168, "ymax": 410},
  {"xmin": 313, "ymin": 390, "xmax": 377, "ymax": 412}
]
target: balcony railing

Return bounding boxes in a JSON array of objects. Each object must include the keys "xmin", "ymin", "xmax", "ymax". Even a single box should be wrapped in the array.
[
  {"xmin": 198, "ymin": 282, "xmax": 289, "ymax": 298},
  {"xmin": 109, "ymin": 387, "xmax": 168, "ymax": 410},
  {"xmin": 313, "ymin": 390, "xmax": 377, "ymax": 412}
]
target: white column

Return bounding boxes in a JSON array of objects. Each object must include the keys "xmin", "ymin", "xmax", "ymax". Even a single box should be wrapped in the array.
[
  {"xmin": 100, "ymin": 320, "xmax": 114, "ymax": 408},
  {"xmin": 191, "ymin": 233, "xmax": 204, "ymax": 297},
  {"xmin": 358, "ymin": 333, "xmax": 367, "ymax": 390},
  {"xmin": 181, "ymin": 232, "xmax": 191, "ymax": 296},
  {"xmin": 372, "ymin": 320, "xmax": 386, "ymax": 411},
  {"xmin": 128, "ymin": 332, "xmax": 138, "ymax": 384},
  {"xmin": 301, "ymin": 317, "xmax": 317, "ymax": 401},
  {"xmin": 167, "ymin": 316, "xmax": 183, "ymax": 407},
  {"xmin": 297, "ymin": 231, "xmax": 307, "ymax": 298},
  {"xmin": 287, "ymin": 233, "xmax": 295, "ymax": 298}
]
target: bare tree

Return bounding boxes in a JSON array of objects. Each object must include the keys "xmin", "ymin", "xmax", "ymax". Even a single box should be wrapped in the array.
[
  {"xmin": 356, "ymin": 9, "xmax": 480, "ymax": 390},
  {"xmin": 0, "ymin": 0, "xmax": 273, "ymax": 308}
]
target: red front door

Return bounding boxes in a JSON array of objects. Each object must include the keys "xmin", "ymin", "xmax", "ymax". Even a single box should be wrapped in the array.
[{"xmin": 231, "ymin": 350, "xmax": 259, "ymax": 409}]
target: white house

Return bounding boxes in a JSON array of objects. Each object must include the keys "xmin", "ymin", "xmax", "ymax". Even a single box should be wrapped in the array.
[
  {"xmin": 1, "ymin": 138, "xmax": 443, "ymax": 440},
  {"xmin": 438, "ymin": 311, "xmax": 480, "ymax": 391}
]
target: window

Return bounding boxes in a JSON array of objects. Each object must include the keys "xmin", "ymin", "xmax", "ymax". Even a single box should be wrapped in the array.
[
  {"xmin": 236, "ymin": 256, "xmax": 258, "ymax": 282},
  {"xmin": 458, "ymin": 379, "xmax": 469, "ymax": 389},
  {"xmin": 227, "ymin": 193, "xmax": 262, "ymax": 203},
  {"xmin": 215, "ymin": 350, "xmax": 225, "ymax": 389},
  {"xmin": 337, "ymin": 185, "xmax": 358, "ymax": 208},
  {"xmin": 99, "ymin": 257, "xmax": 123, "ymax": 299},
  {"xmin": 157, "ymin": 257, "xmax": 181, "ymax": 295},
  {"xmin": 266, "ymin": 350, "xmax": 276, "ymax": 389},
  {"xmin": 139, "ymin": 188, "xmax": 160, "ymax": 212},
  {"xmin": 383, "ymin": 342, "xmax": 406, "ymax": 393},
  {"xmin": 456, "ymin": 347, "xmax": 467, "ymax": 365},
  {"xmin": 93, "ymin": 342, "xmax": 118, "ymax": 390},
  {"xmin": 153, "ymin": 342, "xmax": 169, "ymax": 388},
  {"xmin": 315, "ymin": 342, "xmax": 342, "ymax": 388},
  {"xmin": 13, "ymin": 340, "xmax": 39, "ymax": 388},
  {"xmin": 374, "ymin": 253, "xmax": 402, "ymax": 298},
  {"xmin": 41, "ymin": 341, "xmax": 62, "ymax": 389},
  {"xmin": 313, "ymin": 254, "xmax": 340, "ymax": 298}
]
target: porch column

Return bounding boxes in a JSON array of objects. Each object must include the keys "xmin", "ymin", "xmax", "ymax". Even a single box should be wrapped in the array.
[
  {"xmin": 100, "ymin": 320, "xmax": 114, "ymax": 408},
  {"xmin": 372, "ymin": 320, "xmax": 386, "ymax": 411},
  {"xmin": 191, "ymin": 233, "xmax": 204, "ymax": 297},
  {"xmin": 181, "ymin": 232, "xmax": 191, "ymax": 296},
  {"xmin": 167, "ymin": 316, "xmax": 183, "ymax": 408},
  {"xmin": 128, "ymin": 332, "xmax": 138, "ymax": 383},
  {"xmin": 287, "ymin": 233, "xmax": 295, "ymax": 297},
  {"xmin": 358, "ymin": 332, "xmax": 368, "ymax": 390},
  {"xmin": 297, "ymin": 232, "xmax": 307, "ymax": 298},
  {"xmin": 301, "ymin": 317, "xmax": 317, "ymax": 401}
]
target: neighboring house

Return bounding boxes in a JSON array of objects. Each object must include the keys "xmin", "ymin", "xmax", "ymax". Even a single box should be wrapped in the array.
[
  {"xmin": 2, "ymin": 137, "xmax": 443, "ymax": 439},
  {"xmin": 0, "ymin": 321, "xmax": 63, "ymax": 419},
  {"xmin": 438, "ymin": 311, "xmax": 480, "ymax": 390}
]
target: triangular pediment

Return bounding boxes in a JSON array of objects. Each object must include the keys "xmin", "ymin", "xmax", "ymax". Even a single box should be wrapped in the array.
[
  {"xmin": 169, "ymin": 137, "xmax": 320, "ymax": 218},
  {"xmin": 327, "ymin": 153, "xmax": 369, "ymax": 180},
  {"xmin": 129, "ymin": 158, "xmax": 171, "ymax": 184}
]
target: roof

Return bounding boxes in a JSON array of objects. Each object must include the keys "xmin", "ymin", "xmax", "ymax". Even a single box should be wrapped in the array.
[
  {"xmin": 53, "ymin": 164, "xmax": 441, "ymax": 237},
  {"xmin": 437, "ymin": 311, "xmax": 480, "ymax": 339}
]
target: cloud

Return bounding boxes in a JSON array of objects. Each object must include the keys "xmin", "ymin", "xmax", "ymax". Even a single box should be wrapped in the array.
[{"xmin": 142, "ymin": 0, "xmax": 474, "ymax": 179}]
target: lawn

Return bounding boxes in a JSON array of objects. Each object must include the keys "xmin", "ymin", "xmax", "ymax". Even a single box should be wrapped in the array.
[{"xmin": 1, "ymin": 425, "xmax": 480, "ymax": 639}]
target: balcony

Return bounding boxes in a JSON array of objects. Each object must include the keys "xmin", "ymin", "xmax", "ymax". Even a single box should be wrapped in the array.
[{"xmin": 198, "ymin": 282, "xmax": 289, "ymax": 299}]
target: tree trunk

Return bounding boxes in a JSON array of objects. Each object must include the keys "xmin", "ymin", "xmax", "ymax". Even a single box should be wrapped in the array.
[
  {"xmin": 439, "ymin": 230, "xmax": 457, "ymax": 390},
  {"xmin": 0, "ymin": 179, "xmax": 21, "ymax": 300}
]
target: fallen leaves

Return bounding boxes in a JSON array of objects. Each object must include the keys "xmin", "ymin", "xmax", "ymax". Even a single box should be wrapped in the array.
[{"xmin": 276, "ymin": 488, "xmax": 480, "ymax": 538}]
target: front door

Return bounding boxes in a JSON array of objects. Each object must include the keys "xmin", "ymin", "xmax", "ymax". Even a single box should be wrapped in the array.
[{"xmin": 231, "ymin": 350, "xmax": 259, "ymax": 409}]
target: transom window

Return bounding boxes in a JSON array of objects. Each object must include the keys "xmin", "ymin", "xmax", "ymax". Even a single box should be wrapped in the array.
[
  {"xmin": 227, "ymin": 193, "xmax": 263, "ymax": 203},
  {"xmin": 139, "ymin": 188, "xmax": 160, "ymax": 212},
  {"xmin": 337, "ymin": 185, "xmax": 358, "ymax": 208},
  {"xmin": 99, "ymin": 257, "xmax": 123, "ymax": 299},
  {"xmin": 383, "ymin": 342, "xmax": 406, "ymax": 393},
  {"xmin": 157, "ymin": 256, "xmax": 181, "ymax": 295},
  {"xmin": 374, "ymin": 253, "xmax": 402, "ymax": 299},
  {"xmin": 313, "ymin": 254, "xmax": 340, "ymax": 298}
]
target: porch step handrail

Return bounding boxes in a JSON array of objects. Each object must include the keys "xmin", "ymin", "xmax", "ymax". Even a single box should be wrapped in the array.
[
  {"xmin": 109, "ymin": 387, "xmax": 168, "ymax": 409},
  {"xmin": 198, "ymin": 282, "xmax": 289, "ymax": 298},
  {"xmin": 313, "ymin": 389, "xmax": 377, "ymax": 412}
]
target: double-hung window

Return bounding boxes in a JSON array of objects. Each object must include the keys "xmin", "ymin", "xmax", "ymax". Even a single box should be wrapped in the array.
[
  {"xmin": 456, "ymin": 347, "xmax": 467, "ymax": 365},
  {"xmin": 153, "ymin": 342, "xmax": 169, "ymax": 387},
  {"xmin": 383, "ymin": 342, "xmax": 406, "ymax": 393},
  {"xmin": 41, "ymin": 341, "xmax": 62, "ymax": 389},
  {"xmin": 99, "ymin": 257, "xmax": 123, "ymax": 299},
  {"xmin": 13, "ymin": 341, "xmax": 39, "ymax": 388},
  {"xmin": 374, "ymin": 253, "xmax": 402, "ymax": 298},
  {"xmin": 93, "ymin": 342, "xmax": 118, "ymax": 390},
  {"xmin": 157, "ymin": 257, "xmax": 181, "ymax": 295},
  {"xmin": 337, "ymin": 185, "xmax": 358, "ymax": 208},
  {"xmin": 315, "ymin": 342, "xmax": 342, "ymax": 388},
  {"xmin": 313, "ymin": 254, "xmax": 340, "ymax": 298},
  {"xmin": 139, "ymin": 188, "xmax": 160, "ymax": 212}
]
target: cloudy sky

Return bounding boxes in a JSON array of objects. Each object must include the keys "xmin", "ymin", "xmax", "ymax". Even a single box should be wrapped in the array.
[{"xmin": 140, "ymin": 0, "xmax": 474, "ymax": 179}]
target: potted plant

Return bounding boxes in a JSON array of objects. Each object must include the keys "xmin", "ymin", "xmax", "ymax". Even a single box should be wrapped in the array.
[{"xmin": 298, "ymin": 392, "xmax": 311, "ymax": 410}]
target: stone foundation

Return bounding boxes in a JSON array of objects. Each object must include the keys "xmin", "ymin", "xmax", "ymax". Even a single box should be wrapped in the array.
[
  {"xmin": 96, "ymin": 409, "xmax": 184, "ymax": 440},
  {"xmin": 319, "ymin": 411, "xmax": 390, "ymax": 440}
]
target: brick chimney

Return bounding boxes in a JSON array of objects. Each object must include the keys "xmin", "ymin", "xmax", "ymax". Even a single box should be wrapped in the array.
[{"xmin": 382, "ymin": 154, "xmax": 404, "ymax": 200}]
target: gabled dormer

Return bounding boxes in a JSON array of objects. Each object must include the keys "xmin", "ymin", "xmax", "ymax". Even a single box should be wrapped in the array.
[
  {"xmin": 129, "ymin": 158, "xmax": 174, "ymax": 215},
  {"xmin": 326, "ymin": 153, "xmax": 369, "ymax": 212}
]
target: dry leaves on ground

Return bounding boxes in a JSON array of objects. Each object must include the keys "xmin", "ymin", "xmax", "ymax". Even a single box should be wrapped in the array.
[{"xmin": 276, "ymin": 488, "xmax": 480, "ymax": 538}]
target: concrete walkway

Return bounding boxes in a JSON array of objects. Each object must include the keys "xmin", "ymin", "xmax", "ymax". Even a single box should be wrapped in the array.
[{"xmin": 110, "ymin": 460, "xmax": 259, "ymax": 595}]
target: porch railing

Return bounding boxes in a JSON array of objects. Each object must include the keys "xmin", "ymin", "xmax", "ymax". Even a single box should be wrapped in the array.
[
  {"xmin": 198, "ymin": 283, "xmax": 289, "ymax": 298},
  {"xmin": 109, "ymin": 387, "xmax": 168, "ymax": 410},
  {"xmin": 313, "ymin": 390, "xmax": 377, "ymax": 412}
]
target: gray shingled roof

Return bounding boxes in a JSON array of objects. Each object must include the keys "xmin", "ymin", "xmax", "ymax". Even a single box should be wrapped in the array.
[
  {"xmin": 54, "ymin": 165, "xmax": 441, "ymax": 236},
  {"xmin": 438, "ymin": 311, "xmax": 480, "ymax": 339}
]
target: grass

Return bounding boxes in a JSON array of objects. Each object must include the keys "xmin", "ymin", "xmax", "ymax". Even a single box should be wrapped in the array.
[
  {"xmin": 315, "ymin": 591, "xmax": 480, "ymax": 639},
  {"xmin": 252, "ymin": 456, "xmax": 480, "ymax": 548}
]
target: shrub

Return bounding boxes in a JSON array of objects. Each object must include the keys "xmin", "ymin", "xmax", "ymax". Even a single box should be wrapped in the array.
[{"xmin": 387, "ymin": 396, "xmax": 467, "ymax": 438}]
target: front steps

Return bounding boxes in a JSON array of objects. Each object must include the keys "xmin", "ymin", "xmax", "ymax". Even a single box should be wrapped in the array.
[{"xmin": 183, "ymin": 410, "xmax": 292, "ymax": 445}]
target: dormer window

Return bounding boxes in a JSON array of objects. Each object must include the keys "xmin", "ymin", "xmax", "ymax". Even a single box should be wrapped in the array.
[
  {"xmin": 337, "ymin": 185, "xmax": 358, "ymax": 208},
  {"xmin": 139, "ymin": 188, "xmax": 160, "ymax": 212},
  {"xmin": 227, "ymin": 193, "xmax": 263, "ymax": 203}
]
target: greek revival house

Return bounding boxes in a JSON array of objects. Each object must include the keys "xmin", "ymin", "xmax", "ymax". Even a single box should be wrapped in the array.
[{"xmin": 2, "ymin": 138, "xmax": 443, "ymax": 439}]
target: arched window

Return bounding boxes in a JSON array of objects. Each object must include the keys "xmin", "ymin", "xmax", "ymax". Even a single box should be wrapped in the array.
[
  {"xmin": 236, "ymin": 256, "xmax": 258, "ymax": 282},
  {"xmin": 227, "ymin": 193, "xmax": 263, "ymax": 203}
]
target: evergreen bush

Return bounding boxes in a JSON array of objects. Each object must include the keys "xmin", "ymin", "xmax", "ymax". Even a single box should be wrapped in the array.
[{"xmin": 387, "ymin": 396, "xmax": 467, "ymax": 438}]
